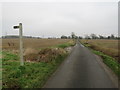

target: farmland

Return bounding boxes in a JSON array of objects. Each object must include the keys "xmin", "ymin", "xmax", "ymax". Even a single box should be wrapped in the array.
[
  {"xmin": 80, "ymin": 39, "xmax": 119, "ymax": 61},
  {"xmin": 1, "ymin": 38, "xmax": 75, "ymax": 88},
  {"xmin": 2, "ymin": 38, "xmax": 73, "ymax": 50},
  {"xmin": 1, "ymin": 38, "xmax": 119, "ymax": 88}
]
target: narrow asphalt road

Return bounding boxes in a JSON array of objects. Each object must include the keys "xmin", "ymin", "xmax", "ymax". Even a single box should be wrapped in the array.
[{"xmin": 44, "ymin": 41, "xmax": 118, "ymax": 88}]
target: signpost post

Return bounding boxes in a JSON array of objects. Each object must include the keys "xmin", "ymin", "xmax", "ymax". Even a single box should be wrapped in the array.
[{"xmin": 13, "ymin": 23, "xmax": 24, "ymax": 66}]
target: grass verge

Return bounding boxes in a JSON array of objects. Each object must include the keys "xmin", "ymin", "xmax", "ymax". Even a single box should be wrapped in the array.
[
  {"xmin": 56, "ymin": 40, "xmax": 75, "ymax": 48},
  {"xmin": 2, "ymin": 41, "xmax": 75, "ymax": 88},
  {"xmin": 80, "ymin": 41, "xmax": 120, "ymax": 77},
  {"xmin": 2, "ymin": 51, "xmax": 67, "ymax": 88}
]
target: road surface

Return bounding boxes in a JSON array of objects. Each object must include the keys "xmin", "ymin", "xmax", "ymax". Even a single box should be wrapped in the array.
[{"xmin": 44, "ymin": 41, "xmax": 118, "ymax": 88}]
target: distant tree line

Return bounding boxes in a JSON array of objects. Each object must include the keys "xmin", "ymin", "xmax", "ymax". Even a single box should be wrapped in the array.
[
  {"xmin": 84, "ymin": 34, "xmax": 119, "ymax": 40},
  {"xmin": 2, "ymin": 35, "xmax": 42, "ymax": 39},
  {"xmin": 60, "ymin": 33, "xmax": 119, "ymax": 40},
  {"xmin": 2, "ymin": 33, "xmax": 119, "ymax": 40},
  {"xmin": 61, "ymin": 32, "xmax": 82, "ymax": 39}
]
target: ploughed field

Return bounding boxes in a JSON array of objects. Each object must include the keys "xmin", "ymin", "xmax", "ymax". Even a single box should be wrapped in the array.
[{"xmin": 80, "ymin": 39, "xmax": 119, "ymax": 61}]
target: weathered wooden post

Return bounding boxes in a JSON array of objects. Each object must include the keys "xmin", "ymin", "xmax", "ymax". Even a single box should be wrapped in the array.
[{"xmin": 13, "ymin": 23, "xmax": 24, "ymax": 66}]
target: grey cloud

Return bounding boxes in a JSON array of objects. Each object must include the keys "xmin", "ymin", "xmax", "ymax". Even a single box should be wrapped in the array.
[{"xmin": 1, "ymin": 2, "xmax": 118, "ymax": 37}]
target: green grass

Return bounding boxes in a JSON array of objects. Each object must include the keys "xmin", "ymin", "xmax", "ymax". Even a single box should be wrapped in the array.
[
  {"xmin": 2, "ymin": 40, "xmax": 76, "ymax": 88},
  {"xmin": 38, "ymin": 40, "xmax": 75, "ymax": 50},
  {"xmin": 2, "ymin": 40, "xmax": 75, "ymax": 88},
  {"xmin": 81, "ymin": 41, "xmax": 120, "ymax": 77},
  {"xmin": 57, "ymin": 42, "xmax": 75, "ymax": 48},
  {"xmin": 2, "ymin": 51, "xmax": 67, "ymax": 88},
  {"xmin": 92, "ymin": 50, "xmax": 120, "ymax": 77}
]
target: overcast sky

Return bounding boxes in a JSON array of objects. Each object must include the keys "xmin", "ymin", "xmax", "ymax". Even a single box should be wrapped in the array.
[{"xmin": 1, "ymin": 0, "xmax": 118, "ymax": 38}]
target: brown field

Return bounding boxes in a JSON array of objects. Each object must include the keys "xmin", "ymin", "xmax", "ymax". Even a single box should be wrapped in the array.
[
  {"xmin": 80, "ymin": 39, "xmax": 119, "ymax": 60},
  {"xmin": 1, "ymin": 38, "xmax": 72, "ymax": 50}
]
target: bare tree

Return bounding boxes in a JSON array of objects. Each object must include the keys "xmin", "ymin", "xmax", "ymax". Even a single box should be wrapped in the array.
[
  {"xmin": 79, "ymin": 36, "xmax": 83, "ymax": 39},
  {"xmin": 111, "ymin": 34, "xmax": 115, "ymax": 39},
  {"xmin": 85, "ymin": 35, "xmax": 91, "ymax": 39},
  {"xmin": 71, "ymin": 32, "xmax": 76, "ymax": 39},
  {"xmin": 90, "ymin": 34, "xmax": 98, "ymax": 39},
  {"xmin": 99, "ymin": 35, "xmax": 105, "ymax": 39},
  {"xmin": 61, "ymin": 35, "xmax": 67, "ymax": 39}
]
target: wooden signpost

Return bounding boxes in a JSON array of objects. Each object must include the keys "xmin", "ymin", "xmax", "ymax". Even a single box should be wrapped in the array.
[{"xmin": 13, "ymin": 23, "xmax": 24, "ymax": 66}]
